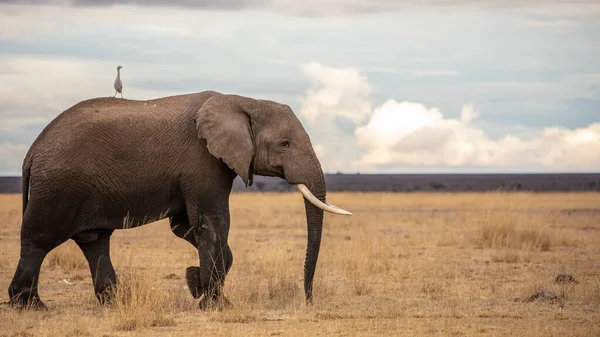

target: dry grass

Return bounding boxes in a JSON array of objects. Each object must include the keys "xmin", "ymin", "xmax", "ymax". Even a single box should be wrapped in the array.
[
  {"xmin": 476, "ymin": 209, "xmax": 575, "ymax": 251},
  {"xmin": 0, "ymin": 192, "xmax": 599, "ymax": 336},
  {"xmin": 105, "ymin": 257, "xmax": 178, "ymax": 331},
  {"xmin": 46, "ymin": 241, "xmax": 88, "ymax": 272}
]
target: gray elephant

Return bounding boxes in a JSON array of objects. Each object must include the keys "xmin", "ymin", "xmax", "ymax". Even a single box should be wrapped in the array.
[{"xmin": 8, "ymin": 90, "xmax": 351, "ymax": 310}]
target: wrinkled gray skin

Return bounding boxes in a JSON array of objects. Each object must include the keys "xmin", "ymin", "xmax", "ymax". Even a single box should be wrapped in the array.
[{"xmin": 8, "ymin": 91, "xmax": 328, "ymax": 310}]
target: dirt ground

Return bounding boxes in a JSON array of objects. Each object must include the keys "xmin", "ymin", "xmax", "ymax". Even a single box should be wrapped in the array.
[{"xmin": 1, "ymin": 192, "xmax": 599, "ymax": 336}]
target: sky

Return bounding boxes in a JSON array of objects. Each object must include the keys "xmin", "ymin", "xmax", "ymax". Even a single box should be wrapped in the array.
[{"xmin": 0, "ymin": 0, "xmax": 599, "ymax": 175}]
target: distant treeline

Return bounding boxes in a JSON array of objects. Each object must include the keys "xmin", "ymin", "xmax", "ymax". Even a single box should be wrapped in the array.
[
  {"xmin": 233, "ymin": 173, "xmax": 600, "ymax": 192},
  {"xmin": 2, "ymin": 173, "xmax": 600, "ymax": 194}
]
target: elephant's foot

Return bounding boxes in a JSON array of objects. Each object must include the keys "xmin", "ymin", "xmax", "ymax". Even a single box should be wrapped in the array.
[
  {"xmin": 185, "ymin": 266, "xmax": 202, "ymax": 299},
  {"xmin": 199, "ymin": 293, "xmax": 232, "ymax": 311},
  {"xmin": 9, "ymin": 292, "xmax": 48, "ymax": 311},
  {"xmin": 185, "ymin": 265, "xmax": 232, "ymax": 310}
]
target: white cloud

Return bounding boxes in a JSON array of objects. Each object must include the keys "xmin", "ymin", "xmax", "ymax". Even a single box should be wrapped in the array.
[
  {"xmin": 355, "ymin": 100, "xmax": 600, "ymax": 169},
  {"xmin": 298, "ymin": 61, "xmax": 372, "ymax": 126},
  {"xmin": 356, "ymin": 100, "xmax": 444, "ymax": 151}
]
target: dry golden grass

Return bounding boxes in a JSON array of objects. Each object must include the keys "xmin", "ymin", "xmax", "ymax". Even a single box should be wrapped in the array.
[{"xmin": 0, "ymin": 192, "xmax": 599, "ymax": 336}]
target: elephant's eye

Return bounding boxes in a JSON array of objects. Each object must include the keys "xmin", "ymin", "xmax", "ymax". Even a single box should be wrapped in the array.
[{"xmin": 280, "ymin": 140, "xmax": 290, "ymax": 148}]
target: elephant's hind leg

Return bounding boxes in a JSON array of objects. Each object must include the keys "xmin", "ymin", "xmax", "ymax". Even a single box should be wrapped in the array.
[
  {"xmin": 74, "ymin": 229, "xmax": 117, "ymax": 304},
  {"xmin": 8, "ymin": 244, "xmax": 49, "ymax": 310},
  {"xmin": 8, "ymin": 206, "xmax": 72, "ymax": 310}
]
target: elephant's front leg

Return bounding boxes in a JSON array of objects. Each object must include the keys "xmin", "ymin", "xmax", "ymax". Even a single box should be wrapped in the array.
[
  {"xmin": 185, "ymin": 244, "xmax": 233, "ymax": 300},
  {"xmin": 189, "ymin": 210, "xmax": 233, "ymax": 310}
]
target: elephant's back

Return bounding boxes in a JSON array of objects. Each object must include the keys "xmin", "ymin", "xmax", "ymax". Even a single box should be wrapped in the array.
[
  {"xmin": 32, "ymin": 91, "xmax": 219, "ymax": 150},
  {"xmin": 31, "ymin": 98, "xmax": 176, "ymax": 155},
  {"xmin": 27, "ymin": 92, "xmax": 218, "ymax": 177}
]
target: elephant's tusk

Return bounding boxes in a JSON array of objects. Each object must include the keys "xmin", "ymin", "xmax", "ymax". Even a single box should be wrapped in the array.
[{"xmin": 295, "ymin": 184, "xmax": 352, "ymax": 215}]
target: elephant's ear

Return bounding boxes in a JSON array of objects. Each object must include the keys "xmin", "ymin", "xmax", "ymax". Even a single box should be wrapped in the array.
[{"xmin": 195, "ymin": 94, "xmax": 256, "ymax": 186}]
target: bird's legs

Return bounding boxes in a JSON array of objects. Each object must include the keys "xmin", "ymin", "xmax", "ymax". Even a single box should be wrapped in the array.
[
  {"xmin": 113, "ymin": 91, "xmax": 117, "ymax": 98},
  {"xmin": 120, "ymin": 92, "xmax": 123, "ymax": 99}
]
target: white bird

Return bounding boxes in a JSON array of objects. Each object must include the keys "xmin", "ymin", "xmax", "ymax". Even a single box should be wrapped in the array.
[{"xmin": 113, "ymin": 65, "xmax": 123, "ymax": 99}]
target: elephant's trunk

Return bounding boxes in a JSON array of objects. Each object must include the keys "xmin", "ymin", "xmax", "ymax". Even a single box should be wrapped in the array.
[
  {"xmin": 300, "ymin": 173, "xmax": 326, "ymax": 304},
  {"xmin": 287, "ymin": 156, "xmax": 351, "ymax": 303}
]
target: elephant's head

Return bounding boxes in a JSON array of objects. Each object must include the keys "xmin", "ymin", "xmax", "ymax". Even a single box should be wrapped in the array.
[{"xmin": 195, "ymin": 93, "xmax": 351, "ymax": 303}]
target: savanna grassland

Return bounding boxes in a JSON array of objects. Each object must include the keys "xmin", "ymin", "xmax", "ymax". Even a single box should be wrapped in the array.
[{"xmin": 1, "ymin": 192, "xmax": 599, "ymax": 336}]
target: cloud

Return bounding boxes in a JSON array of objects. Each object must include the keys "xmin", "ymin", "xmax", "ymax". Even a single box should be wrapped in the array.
[
  {"xmin": 299, "ymin": 61, "xmax": 372, "ymax": 126},
  {"xmin": 355, "ymin": 99, "xmax": 600, "ymax": 170}
]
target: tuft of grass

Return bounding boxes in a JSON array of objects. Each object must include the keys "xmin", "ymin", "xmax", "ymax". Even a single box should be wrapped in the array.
[
  {"xmin": 105, "ymin": 260, "xmax": 177, "ymax": 331},
  {"xmin": 491, "ymin": 250, "xmax": 531, "ymax": 263},
  {"xmin": 352, "ymin": 275, "xmax": 373, "ymax": 297},
  {"xmin": 437, "ymin": 232, "xmax": 459, "ymax": 247},
  {"xmin": 420, "ymin": 279, "xmax": 446, "ymax": 300},
  {"xmin": 263, "ymin": 275, "xmax": 301, "ymax": 310},
  {"xmin": 478, "ymin": 210, "xmax": 571, "ymax": 251}
]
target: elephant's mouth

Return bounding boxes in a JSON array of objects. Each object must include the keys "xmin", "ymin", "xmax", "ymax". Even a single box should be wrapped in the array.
[{"xmin": 295, "ymin": 184, "xmax": 352, "ymax": 215}]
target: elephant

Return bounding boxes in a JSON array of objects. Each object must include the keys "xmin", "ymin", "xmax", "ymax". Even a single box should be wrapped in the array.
[{"xmin": 7, "ymin": 90, "xmax": 352, "ymax": 310}]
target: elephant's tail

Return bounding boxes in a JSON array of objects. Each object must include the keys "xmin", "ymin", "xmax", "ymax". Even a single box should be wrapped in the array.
[{"xmin": 22, "ymin": 156, "xmax": 32, "ymax": 216}]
